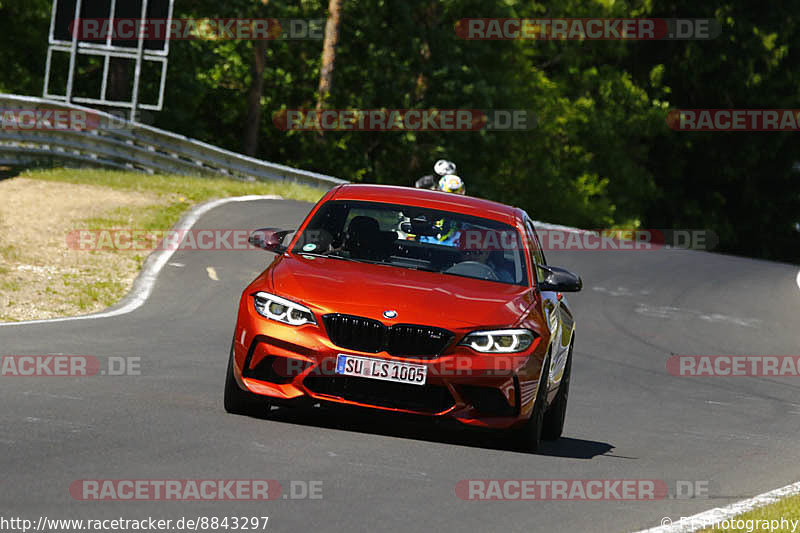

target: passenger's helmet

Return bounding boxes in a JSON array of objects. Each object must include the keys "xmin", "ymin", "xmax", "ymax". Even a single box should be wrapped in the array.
[
  {"xmin": 438, "ymin": 174, "xmax": 465, "ymax": 195},
  {"xmin": 434, "ymin": 159, "xmax": 457, "ymax": 176}
]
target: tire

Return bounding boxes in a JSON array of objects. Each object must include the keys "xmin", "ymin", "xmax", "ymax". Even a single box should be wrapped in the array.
[
  {"xmin": 542, "ymin": 341, "xmax": 573, "ymax": 441},
  {"xmin": 224, "ymin": 342, "xmax": 271, "ymax": 417},
  {"xmin": 513, "ymin": 354, "xmax": 551, "ymax": 452}
]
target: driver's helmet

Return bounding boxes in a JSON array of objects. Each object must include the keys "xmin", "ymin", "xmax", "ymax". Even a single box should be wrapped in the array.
[
  {"xmin": 434, "ymin": 159, "xmax": 457, "ymax": 176},
  {"xmin": 438, "ymin": 174, "xmax": 465, "ymax": 195}
]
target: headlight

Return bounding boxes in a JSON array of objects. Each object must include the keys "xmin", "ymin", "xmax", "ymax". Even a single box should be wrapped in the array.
[
  {"xmin": 460, "ymin": 329, "xmax": 536, "ymax": 353},
  {"xmin": 253, "ymin": 292, "xmax": 316, "ymax": 326}
]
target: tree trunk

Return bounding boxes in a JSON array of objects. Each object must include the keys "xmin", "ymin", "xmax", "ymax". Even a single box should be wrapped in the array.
[
  {"xmin": 413, "ymin": 3, "xmax": 437, "ymax": 103},
  {"xmin": 243, "ymin": 38, "xmax": 268, "ymax": 156},
  {"xmin": 316, "ymin": 0, "xmax": 344, "ymax": 117},
  {"xmin": 108, "ymin": 58, "xmax": 132, "ymax": 102}
]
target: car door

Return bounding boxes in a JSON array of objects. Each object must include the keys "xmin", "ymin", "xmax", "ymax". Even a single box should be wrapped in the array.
[{"xmin": 524, "ymin": 217, "xmax": 569, "ymax": 390}]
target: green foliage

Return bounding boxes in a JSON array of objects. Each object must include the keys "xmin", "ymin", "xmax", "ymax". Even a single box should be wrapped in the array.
[
  {"xmin": 0, "ymin": 0, "xmax": 51, "ymax": 94},
  {"xmin": 1, "ymin": 0, "xmax": 798, "ymax": 261}
]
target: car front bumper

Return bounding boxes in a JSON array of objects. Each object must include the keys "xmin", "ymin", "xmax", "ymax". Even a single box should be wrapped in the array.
[{"xmin": 232, "ymin": 300, "xmax": 548, "ymax": 430}]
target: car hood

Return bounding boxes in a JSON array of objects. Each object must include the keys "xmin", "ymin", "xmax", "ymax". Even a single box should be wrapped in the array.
[{"xmin": 267, "ymin": 254, "xmax": 534, "ymax": 328}]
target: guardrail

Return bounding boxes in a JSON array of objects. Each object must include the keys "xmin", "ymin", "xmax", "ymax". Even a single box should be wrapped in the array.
[{"xmin": 0, "ymin": 94, "xmax": 347, "ymax": 188}]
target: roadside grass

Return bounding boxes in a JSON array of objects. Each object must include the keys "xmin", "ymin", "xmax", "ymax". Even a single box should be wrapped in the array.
[
  {"xmin": 0, "ymin": 278, "xmax": 20, "ymax": 291},
  {"xmin": 0, "ymin": 244, "xmax": 20, "ymax": 261},
  {"xmin": 25, "ymin": 168, "xmax": 325, "ymax": 205},
  {"xmin": 0, "ymin": 245, "xmax": 20, "ymax": 291},
  {"xmin": 0, "ymin": 168, "xmax": 329, "ymax": 321},
  {"xmin": 61, "ymin": 274, "xmax": 128, "ymax": 311},
  {"xmin": 699, "ymin": 494, "xmax": 800, "ymax": 532},
  {"xmin": 30, "ymin": 168, "xmax": 325, "ymax": 260},
  {"xmin": 82, "ymin": 203, "xmax": 198, "ymax": 240}
]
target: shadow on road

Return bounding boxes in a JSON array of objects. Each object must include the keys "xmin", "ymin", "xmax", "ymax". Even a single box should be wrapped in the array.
[
  {"xmin": 252, "ymin": 404, "xmax": 614, "ymax": 459},
  {"xmin": 536, "ymin": 437, "xmax": 617, "ymax": 459}
]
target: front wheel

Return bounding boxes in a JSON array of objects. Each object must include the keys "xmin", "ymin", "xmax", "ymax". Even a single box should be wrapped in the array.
[
  {"xmin": 542, "ymin": 342, "xmax": 573, "ymax": 441},
  {"xmin": 224, "ymin": 342, "xmax": 271, "ymax": 417},
  {"xmin": 513, "ymin": 354, "xmax": 551, "ymax": 452}
]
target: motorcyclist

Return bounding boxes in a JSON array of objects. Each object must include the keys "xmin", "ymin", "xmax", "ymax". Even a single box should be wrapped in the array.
[
  {"xmin": 436, "ymin": 174, "xmax": 465, "ymax": 195},
  {"xmin": 415, "ymin": 159, "xmax": 462, "ymax": 192},
  {"xmin": 403, "ymin": 160, "xmax": 465, "ymax": 242}
]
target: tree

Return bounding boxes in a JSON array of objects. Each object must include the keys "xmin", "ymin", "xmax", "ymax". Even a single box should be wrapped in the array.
[
  {"xmin": 243, "ymin": 34, "xmax": 269, "ymax": 156},
  {"xmin": 243, "ymin": 0, "xmax": 271, "ymax": 156},
  {"xmin": 3, "ymin": 0, "xmax": 796, "ymax": 261},
  {"xmin": 316, "ymin": 0, "xmax": 344, "ymax": 114}
]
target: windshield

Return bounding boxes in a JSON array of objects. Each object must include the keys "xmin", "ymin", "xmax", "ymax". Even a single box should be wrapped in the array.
[{"xmin": 291, "ymin": 200, "xmax": 528, "ymax": 285}]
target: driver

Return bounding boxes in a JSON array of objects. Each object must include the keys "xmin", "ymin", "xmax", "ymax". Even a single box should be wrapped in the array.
[
  {"xmin": 419, "ymin": 216, "xmax": 461, "ymax": 246},
  {"xmin": 465, "ymin": 249, "xmax": 514, "ymax": 283}
]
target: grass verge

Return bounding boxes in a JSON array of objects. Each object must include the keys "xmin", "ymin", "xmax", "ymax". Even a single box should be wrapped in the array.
[
  {"xmin": 29, "ymin": 168, "xmax": 324, "ymax": 229},
  {"xmin": 699, "ymin": 494, "xmax": 800, "ymax": 532},
  {"xmin": 0, "ymin": 168, "xmax": 326, "ymax": 322}
]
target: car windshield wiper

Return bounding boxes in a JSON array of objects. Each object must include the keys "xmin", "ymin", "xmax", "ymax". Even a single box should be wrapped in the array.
[
  {"xmin": 295, "ymin": 252, "xmax": 438, "ymax": 272},
  {"xmin": 295, "ymin": 252, "xmax": 381, "ymax": 264},
  {"xmin": 398, "ymin": 265, "xmax": 439, "ymax": 273},
  {"xmin": 295, "ymin": 251, "xmax": 350, "ymax": 260}
]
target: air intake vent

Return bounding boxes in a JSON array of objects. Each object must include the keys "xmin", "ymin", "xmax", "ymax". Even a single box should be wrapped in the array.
[{"xmin": 322, "ymin": 314, "xmax": 454, "ymax": 358}]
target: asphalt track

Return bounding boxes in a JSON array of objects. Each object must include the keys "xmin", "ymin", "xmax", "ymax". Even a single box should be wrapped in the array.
[{"xmin": 1, "ymin": 198, "xmax": 799, "ymax": 532}]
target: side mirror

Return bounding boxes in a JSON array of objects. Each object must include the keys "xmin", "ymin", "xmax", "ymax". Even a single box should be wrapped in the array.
[
  {"xmin": 537, "ymin": 266, "xmax": 583, "ymax": 292},
  {"xmin": 249, "ymin": 228, "xmax": 292, "ymax": 253}
]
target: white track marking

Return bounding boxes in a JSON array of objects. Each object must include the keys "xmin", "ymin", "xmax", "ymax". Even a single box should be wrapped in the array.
[
  {"xmin": 22, "ymin": 391, "xmax": 82, "ymax": 401},
  {"xmin": 636, "ymin": 481, "xmax": 800, "ymax": 532},
  {"xmin": 206, "ymin": 267, "xmax": 219, "ymax": 281},
  {"xmin": 796, "ymin": 270, "xmax": 800, "ymax": 291},
  {"xmin": 635, "ymin": 304, "xmax": 761, "ymax": 328},
  {"xmin": 0, "ymin": 195, "xmax": 281, "ymax": 327}
]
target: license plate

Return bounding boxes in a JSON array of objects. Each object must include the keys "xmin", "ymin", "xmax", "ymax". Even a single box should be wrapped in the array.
[{"xmin": 335, "ymin": 354, "xmax": 427, "ymax": 386}]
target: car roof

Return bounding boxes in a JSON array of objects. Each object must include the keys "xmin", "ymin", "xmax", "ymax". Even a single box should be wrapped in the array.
[{"xmin": 330, "ymin": 184, "xmax": 525, "ymax": 225}]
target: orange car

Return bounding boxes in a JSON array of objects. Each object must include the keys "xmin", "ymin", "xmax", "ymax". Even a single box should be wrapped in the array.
[{"xmin": 224, "ymin": 184, "xmax": 581, "ymax": 450}]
